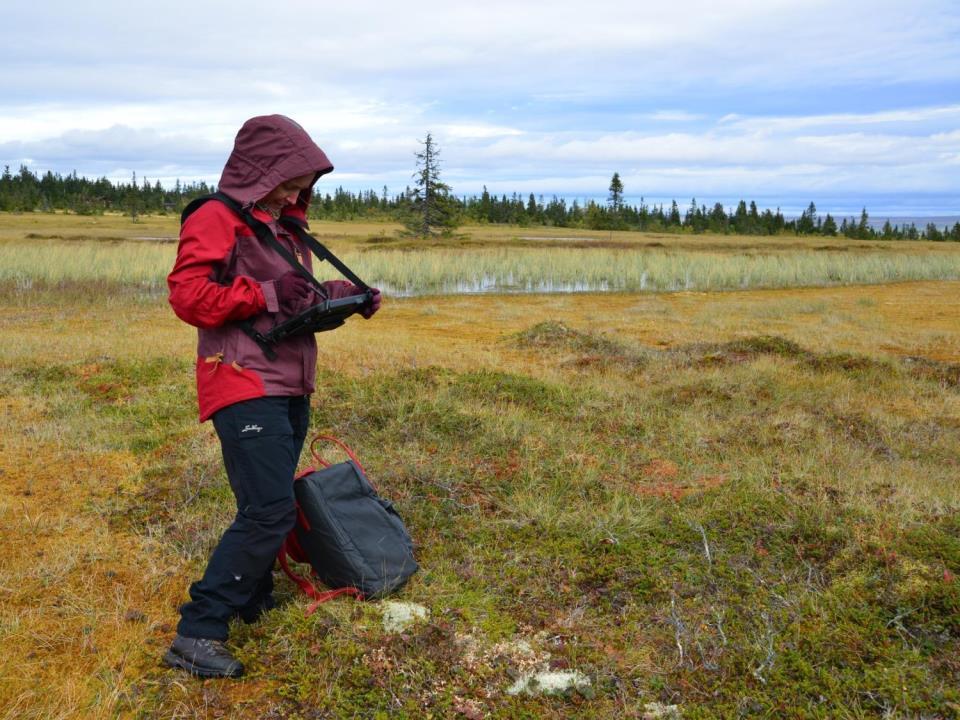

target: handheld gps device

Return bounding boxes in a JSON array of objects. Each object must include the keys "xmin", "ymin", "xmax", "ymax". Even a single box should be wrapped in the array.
[{"xmin": 263, "ymin": 291, "xmax": 374, "ymax": 344}]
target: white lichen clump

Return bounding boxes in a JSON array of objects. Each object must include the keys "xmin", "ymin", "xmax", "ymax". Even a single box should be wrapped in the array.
[
  {"xmin": 506, "ymin": 669, "xmax": 592, "ymax": 697},
  {"xmin": 379, "ymin": 600, "xmax": 429, "ymax": 633}
]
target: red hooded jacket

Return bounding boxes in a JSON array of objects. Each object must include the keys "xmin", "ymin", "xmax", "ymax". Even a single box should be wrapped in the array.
[{"xmin": 168, "ymin": 115, "xmax": 334, "ymax": 421}]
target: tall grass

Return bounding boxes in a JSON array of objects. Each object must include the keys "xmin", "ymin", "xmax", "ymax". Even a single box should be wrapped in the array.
[
  {"xmin": 3, "ymin": 240, "xmax": 960, "ymax": 294},
  {"xmin": 0, "ymin": 240, "xmax": 175, "ymax": 288},
  {"xmin": 355, "ymin": 247, "xmax": 960, "ymax": 294}
]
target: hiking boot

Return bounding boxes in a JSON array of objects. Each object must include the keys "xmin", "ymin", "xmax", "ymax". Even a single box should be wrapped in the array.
[{"xmin": 163, "ymin": 634, "xmax": 244, "ymax": 678}]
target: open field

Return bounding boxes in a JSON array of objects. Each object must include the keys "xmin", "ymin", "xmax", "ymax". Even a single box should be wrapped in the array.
[
  {"xmin": 1, "ymin": 212, "xmax": 959, "ymax": 718},
  {"xmin": 3, "ymin": 213, "xmax": 960, "ymax": 296},
  {"xmin": 4, "ymin": 212, "xmax": 960, "ymax": 254}
]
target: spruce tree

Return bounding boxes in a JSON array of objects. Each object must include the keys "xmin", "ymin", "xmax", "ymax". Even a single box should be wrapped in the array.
[
  {"xmin": 797, "ymin": 202, "xmax": 817, "ymax": 234},
  {"xmin": 607, "ymin": 172, "xmax": 624, "ymax": 212},
  {"xmin": 404, "ymin": 132, "xmax": 458, "ymax": 237},
  {"xmin": 128, "ymin": 171, "xmax": 139, "ymax": 222},
  {"xmin": 684, "ymin": 198, "xmax": 697, "ymax": 228},
  {"xmin": 858, "ymin": 208, "xmax": 871, "ymax": 239},
  {"xmin": 821, "ymin": 214, "xmax": 838, "ymax": 236},
  {"xmin": 669, "ymin": 200, "xmax": 681, "ymax": 227}
]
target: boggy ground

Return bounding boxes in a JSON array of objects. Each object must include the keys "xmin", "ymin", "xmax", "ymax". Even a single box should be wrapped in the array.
[{"xmin": 1, "ymin": 282, "xmax": 959, "ymax": 719}]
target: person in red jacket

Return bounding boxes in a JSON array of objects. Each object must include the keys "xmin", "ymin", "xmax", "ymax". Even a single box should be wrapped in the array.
[{"xmin": 164, "ymin": 115, "xmax": 381, "ymax": 678}]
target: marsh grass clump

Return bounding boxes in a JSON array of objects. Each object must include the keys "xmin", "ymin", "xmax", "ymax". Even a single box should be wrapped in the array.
[
  {"xmin": 513, "ymin": 321, "xmax": 649, "ymax": 371},
  {"xmin": 904, "ymin": 355, "xmax": 960, "ymax": 388},
  {"xmin": 678, "ymin": 336, "xmax": 808, "ymax": 369},
  {"xmin": 514, "ymin": 320, "xmax": 623, "ymax": 355},
  {"xmin": 824, "ymin": 410, "xmax": 899, "ymax": 459},
  {"xmin": 453, "ymin": 369, "xmax": 578, "ymax": 414},
  {"xmin": 724, "ymin": 335, "xmax": 806, "ymax": 358},
  {"xmin": 671, "ymin": 335, "xmax": 904, "ymax": 373},
  {"xmin": 677, "ymin": 334, "xmax": 938, "ymax": 384},
  {"xmin": 364, "ymin": 232, "xmax": 396, "ymax": 245}
]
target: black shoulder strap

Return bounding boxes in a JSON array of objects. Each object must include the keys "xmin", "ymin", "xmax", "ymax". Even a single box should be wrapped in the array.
[
  {"xmin": 180, "ymin": 195, "xmax": 214, "ymax": 225},
  {"xmin": 208, "ymin": 193, "xmax": 327, "ymax": 292},
  {"xmin": 279, "ymin": 217, "xmax": 369, "ymax": 292},
  {"xmin": 181, "ymin": 192, "xmax": 370, "ymax": 361},
  {"xmin": 182, "ymin": 192, "xmax": 368, "ymax": 292}
]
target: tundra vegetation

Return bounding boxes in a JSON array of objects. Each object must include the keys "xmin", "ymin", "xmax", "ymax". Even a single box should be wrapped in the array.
[{"xmin": 0, "ymin": 212, "xmax": 958, "ymax": 719}]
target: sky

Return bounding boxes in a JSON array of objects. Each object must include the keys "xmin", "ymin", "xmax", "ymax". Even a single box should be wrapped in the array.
[{"xmin": 1, "ymin": 0, "xmax": 959, "ymax": 216}]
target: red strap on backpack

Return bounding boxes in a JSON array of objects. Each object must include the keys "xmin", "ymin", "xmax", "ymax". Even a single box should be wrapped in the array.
[
  {"xmin": 278, "ymin": 535, "xmax": 364, "ymax": 615},
  {"xmin": 311, "ymin": 434, "xmax": 368, "ymax": 480}
]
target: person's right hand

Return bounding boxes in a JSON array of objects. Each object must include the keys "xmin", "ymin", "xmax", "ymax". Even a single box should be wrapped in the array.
[
  {"xmin": 361, "ymin": 288, "xmax": 382, "ymax": 319},
  {"xmin": 275, "ymin": 271, "xmax": 314, "ymax": 315}
]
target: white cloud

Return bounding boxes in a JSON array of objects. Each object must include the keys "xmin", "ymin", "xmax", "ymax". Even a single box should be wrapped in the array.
[
  {"xmin": 720, "ymin": 106, "xmax": 960, "ymax": 133},
  {"xmin": 0, "ymin": 1, "xmax": 958, "ymax": 207},
  {"xmin": 4, "ymin": 103, "xmax": 958, "ymax": 199},
  {"xmin": 5, "ymin": 0, "xmax": 960, "ymax": 104},
  {"xmin": 438, "ymin": 124, "xmax": 524, "ymax": 140},
  {"xmin": 643, "ymin": 111, "xmax": 706, "ymax": 123}
]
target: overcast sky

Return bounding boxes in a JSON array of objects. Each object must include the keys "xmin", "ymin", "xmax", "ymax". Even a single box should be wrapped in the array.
[{"xmin": 2, "ymin": 0, "xmax": 959, "ymax": 215}]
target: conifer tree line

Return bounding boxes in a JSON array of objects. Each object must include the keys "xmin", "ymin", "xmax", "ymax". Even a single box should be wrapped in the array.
[{"xmin": 1, "ymin": 163, "xmax": 957, "ymax": 242}]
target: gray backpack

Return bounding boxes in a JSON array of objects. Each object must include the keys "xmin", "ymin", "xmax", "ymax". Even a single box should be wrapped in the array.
[{"xmin": 279, "ymin": 437, "xmax": 418, "ymax": 612}]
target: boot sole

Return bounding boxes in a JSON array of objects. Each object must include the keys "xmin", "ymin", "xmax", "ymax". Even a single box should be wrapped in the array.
[{"xmin": 163, "ymin": 650, "xmax": 243, "ymax": 678}]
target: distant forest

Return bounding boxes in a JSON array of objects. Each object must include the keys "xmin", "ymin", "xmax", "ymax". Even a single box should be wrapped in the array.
[{"xmin": 2, "ymin": 164, "xmax": 958, "ymax": 241}]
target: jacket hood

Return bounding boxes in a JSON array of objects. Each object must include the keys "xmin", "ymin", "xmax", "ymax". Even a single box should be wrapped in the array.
[{"xmin": 217, "ymin": 115, "xmax": 333, "ymax": 208}]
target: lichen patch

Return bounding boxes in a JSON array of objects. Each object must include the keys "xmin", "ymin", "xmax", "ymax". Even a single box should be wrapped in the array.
[
  {"xmin": 506, "ymin": 669, "xmax": 593, "ymax": 697},
  {"xmin": 379, "ymin": 600, "xmax": 429, "ymax": 633}
]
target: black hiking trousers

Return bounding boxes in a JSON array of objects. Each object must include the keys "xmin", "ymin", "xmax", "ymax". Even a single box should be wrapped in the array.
[{"xmin": 177, "ymin": 395, "xmax": 310, "ymax": 641}]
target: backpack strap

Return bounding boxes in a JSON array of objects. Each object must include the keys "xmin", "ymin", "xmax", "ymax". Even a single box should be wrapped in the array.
[
  {"xmin": 278, "ymin": 532, "xmax": 364, "ymax": 616},
  {"xmin": 181, "ymin": 192, "xmax": 352, "ymax": 285},
  {"xmin": 181, "ymin": 192, "xmax": 370, "ymax": 360},
  {"xmin": 180, "ymin": 194, "xmax": 279, "ymax": 359},
  {"xmin": 180, "ymin": 195, "xmax": 214, "ymax": 225},
  {"xmin": 309, "ymin": 435, "xmax": 368, "ymax": 476},
  {"xmin": 279, "ymin": 217, "xmax": 370, "ymax": 292},
  {"xmin": 208, "ymin": 192, "xmax": 327, "ymax": 292}
]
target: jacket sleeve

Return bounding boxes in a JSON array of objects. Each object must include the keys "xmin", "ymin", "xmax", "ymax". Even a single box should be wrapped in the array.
[{"xmin": 167, "ymin": 204, "xmax": 269, "ymax": 329}]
